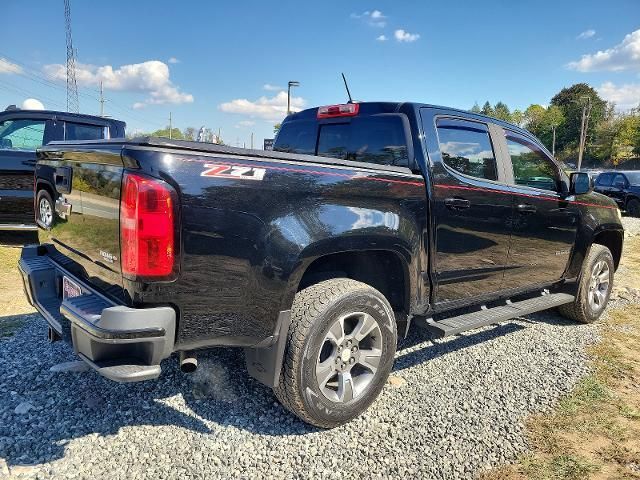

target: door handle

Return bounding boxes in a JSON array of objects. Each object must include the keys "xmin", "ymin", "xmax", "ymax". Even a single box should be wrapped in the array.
[
  {"xmin": 444, "ymin": 197, "xmax": 471, "ymax": 210},
  {"xmin": 517, "ymin": 203, "xmax": 537, "ymax": 214}
]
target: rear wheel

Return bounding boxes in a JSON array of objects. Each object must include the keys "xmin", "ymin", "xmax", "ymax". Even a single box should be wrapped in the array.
[
  {"xmin": 627, "ymin": 198, "xmax": 640, "ymax": 217},
  {"xmin": 558, "ymin": 244, "xmax": 614, "ymax": 324},
  {"xmin": 36, "ymin": 189, "xmax": 54, "ymax": 228},
  {"xmin": 274, "ymin": 278, "xmax": 397, "ymax": 428}
]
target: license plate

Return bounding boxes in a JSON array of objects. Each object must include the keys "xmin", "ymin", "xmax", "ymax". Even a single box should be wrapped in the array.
[{"xmin": 62, "ymin": 276, "xmax": 83, "ymax": 300}]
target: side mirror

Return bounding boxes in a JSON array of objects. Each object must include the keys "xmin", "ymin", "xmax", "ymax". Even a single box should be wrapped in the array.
[{"xmin": 570, "ymin": 172, "xmax": 592, "ymax": 195}]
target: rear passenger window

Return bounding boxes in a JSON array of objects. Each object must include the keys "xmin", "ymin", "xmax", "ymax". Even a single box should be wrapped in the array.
[
  {"xmin": 506, "ymin": 132, "xmax": 559, "ymax": 192},
  {"xmin": 436, "ymin": 118, "xmax": 498, "ymax": 181},
  {"xmin": 65, "ymin": 122, "xmax": 105, "ymax": 141}
]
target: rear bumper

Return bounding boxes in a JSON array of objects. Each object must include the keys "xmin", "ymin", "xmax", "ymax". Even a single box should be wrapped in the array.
[{"xmin": 19, "ymin": 244, "xmax": 175, "ymax": 382}]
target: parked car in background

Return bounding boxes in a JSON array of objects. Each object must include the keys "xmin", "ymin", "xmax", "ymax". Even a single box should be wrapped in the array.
[
  {"xmin": 0, "ymin": 106, "xmax": 125, "ymax": 230},
  {"xmin": 594, "ymin": 171, "xmax": 640, "ymax": 216}
]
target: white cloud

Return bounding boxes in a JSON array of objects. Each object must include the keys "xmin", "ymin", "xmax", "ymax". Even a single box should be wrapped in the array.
[
  {"xmin": 263, "ymin": 83, "xmax": 282, "ymax": 91},
  {"xmin": 376, "ymin": 35, "xmax": 387, "ymax": 42},
  {"xmin": 567, "ymin": 29, "xmax": 640, "ymax": 72},
  {"xmin": 0, "ymin": 58, "xmax": 23, "ymax": 74},
  {"xmin": 43, "ymin": 60, "xmax": 193, "ymax": 108},
  {"xmin": 597, "ymin": 81, "xmax": 640, "ymax": 111},
  {"xmin": 219, "ymin": 91, "xmax": 306, "ymax": 121},
  {"xmin": 351, "ymin": 10, "xmax": 387, "ymax": 27},
  {"xmin": 21, "ymin": 98, "xmax": 44, "ymax": 110},
  {"xmin": 236, "ymin": 120, "xmax": 256, "ymax": 128},
  {"xmin": 394, "ymin": 29, "xmax": 420, "ymax": 43},
  {"xmin": 168, "ymin": 57, "xmax": 180, "ymax": 64},
  {"xmin": 577, "ymin": 29, "xmax": 596, "ymax": 40}
]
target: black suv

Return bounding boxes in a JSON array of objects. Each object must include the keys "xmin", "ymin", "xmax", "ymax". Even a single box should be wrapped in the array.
[
  {"xmin": 0, "ymin": 107, "xmax": 125, "ymax": 230},
  {"xmin": 594, "ymin": 171, "xmax": 640, "ymax": 217}
]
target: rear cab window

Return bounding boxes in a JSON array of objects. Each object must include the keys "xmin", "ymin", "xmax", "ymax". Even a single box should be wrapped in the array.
[{"xmin": 274, "ymin": 114, "xmax": 410, "ymax": 168}]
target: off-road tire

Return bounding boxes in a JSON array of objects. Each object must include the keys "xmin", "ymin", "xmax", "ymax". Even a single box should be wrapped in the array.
[
  {"xmin": 627, "ymin": 198, "xmax": 640, "ymax": 217},
  {"xmin": 273, "ymin": 278, "xmax": 397, "ymax": 428},
  {"xmin": 558, "ymin": 244, "xmax": 614, "ymax": 324}
]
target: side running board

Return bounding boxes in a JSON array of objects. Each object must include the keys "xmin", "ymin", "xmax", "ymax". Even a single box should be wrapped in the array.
[{"xmin": 424, "ymin": 293, "xmax": 574, "ymax": 338}]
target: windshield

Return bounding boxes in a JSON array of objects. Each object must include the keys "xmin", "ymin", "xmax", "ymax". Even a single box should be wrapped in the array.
[{"xmin": 0, "ymin": 119, "xmax": 46, "ymax": 150}]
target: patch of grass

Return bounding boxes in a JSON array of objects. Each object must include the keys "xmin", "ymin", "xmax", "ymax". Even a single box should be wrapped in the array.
[
  {"xmin": 482, "ymin": 235, "xmax": 640, "ymax": 479},
  {"xmin": 0, "ymin": 315, "xmax": 27, "ymax": 338}
]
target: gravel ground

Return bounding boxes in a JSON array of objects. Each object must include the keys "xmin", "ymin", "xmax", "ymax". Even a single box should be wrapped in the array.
[{"xmin": 1, "ymin": 218, "xmax": 639, "ymax": 480}]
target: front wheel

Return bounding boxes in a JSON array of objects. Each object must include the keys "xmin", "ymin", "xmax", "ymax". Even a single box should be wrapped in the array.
[
  {"xmin": 627, "ymin": 198, "xmax": 640, "ymax": 217},
  {"xmin": 274, "ymin": 278, "xmax": 397, "ymax": 428},
  {"xmin": 558, "ymin": 244, "xmax": 614, "ymax": 324},
  {"xmin": 36, "ymin": 189, "xmax": 54, "ymax": 228}
]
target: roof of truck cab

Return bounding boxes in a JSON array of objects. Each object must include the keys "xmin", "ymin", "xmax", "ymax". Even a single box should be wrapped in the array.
[
  {"xmin": 0, "ymin": 109, "xmax": 125, "ymax": 127},
  {"xmin": 285, "ymin": 101, "xmax": 533, "ymax": 138}
]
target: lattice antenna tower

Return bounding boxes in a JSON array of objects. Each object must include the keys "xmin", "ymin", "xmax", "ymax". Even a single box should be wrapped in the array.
[{"xmin": 64, "ymin": 0, "xmax": 80, "ymax": 113}]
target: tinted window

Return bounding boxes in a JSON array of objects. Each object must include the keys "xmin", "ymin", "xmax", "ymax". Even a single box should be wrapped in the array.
[
  {"xmin": 436, "ymin": 118, "xmax": 498, "ymax": 181},
  {"xmin": 596, "ymin": 173, "xmax": 613, "ymax": 187},
  {"xmin": 65, "ymin": 122, "xmax": 105, "ymax": 141},
  {"xmin": 0, "ymin": 119, "xmax": 46, "ymax": 150},
  {"xmin": 274, "ymin": 115, "xmax": 410, "ymax": 167},
  {"xmin": 273, "ymin": 120, "xmax": 317, "ymax": 155},
  {"xmin": 506, "ymin": 133, "xmax": 559, "ymax": 192},
  {"xmin": 612, "ymin": 174, "xmax": 627, "ymax": 188},
  {"xmin": 317, "ymin": 116, "xmax": 409, "ymax": 167}
]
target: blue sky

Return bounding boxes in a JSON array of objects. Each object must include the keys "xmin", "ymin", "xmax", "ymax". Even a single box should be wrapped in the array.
[{"xmin": 1, "ymin": 0, "xmax": 639, "ymax": 146}]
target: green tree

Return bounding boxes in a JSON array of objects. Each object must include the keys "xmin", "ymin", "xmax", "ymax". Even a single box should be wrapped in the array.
[
  {"xmin": 183, "ymin": 127, "xmax": 196, "ymax": 140},
  {"xmin": 550, "ymin": 83, "xmax": 607, "ymax": 156},
  {"xmin": 510, "ymin": 109, "xmax": 524, "ymax": 127},
  {"xmin": 274, "ymin": 123, "xmax": 282, "ymax": 135},
  {"xmin": 493, "ymin": 102, "xmax": 511, "ymax": 121},
  {"xmin": 470, "ymin": 102, "xmax": 481, "ymax": 114},
  {"xmin": 480, "ymin": 101, "xmax": 494, "ymax": 117},
  {"xmin": 150, "ymin": 127, "xmax": 184, "ymax": 140}
]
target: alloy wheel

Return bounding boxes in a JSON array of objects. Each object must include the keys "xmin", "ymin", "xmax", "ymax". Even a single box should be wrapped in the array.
[{"xmin": 315, "ymin": 312, "xmax": 383, "ymax": 403}]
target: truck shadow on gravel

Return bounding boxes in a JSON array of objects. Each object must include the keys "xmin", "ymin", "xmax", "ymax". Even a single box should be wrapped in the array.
[{"xmin": 0, "ymin": 310, "xmax": 578, "ymax": 468}]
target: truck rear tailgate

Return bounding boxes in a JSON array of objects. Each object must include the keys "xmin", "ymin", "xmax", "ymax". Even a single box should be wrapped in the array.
[{"xmin": 37, "ymin": 145, "xmax": 126, "ymax": 301}]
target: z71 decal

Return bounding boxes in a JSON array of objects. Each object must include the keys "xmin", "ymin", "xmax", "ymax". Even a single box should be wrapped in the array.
[{"xmin": 201, "ymin": 163, "xmax": 266, "ymax": 181}]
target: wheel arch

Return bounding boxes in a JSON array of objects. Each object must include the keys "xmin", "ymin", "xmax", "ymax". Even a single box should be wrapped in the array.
[
  {"xmin": 287, "ymin": 248, "xmax": 414, "ymax": 319},
  {"xmin": 592, "ymin": 229, "xmax": 623, "ymax": 270}
]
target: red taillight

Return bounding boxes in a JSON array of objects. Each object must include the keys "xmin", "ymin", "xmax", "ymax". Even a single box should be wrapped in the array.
[
  {"xmin": 317, "ymin": 103, "xmax": 360, "ymax": 119},
  {"xmin": 120, "ymin": 172, "xmax": 178, "ymax": 281}
]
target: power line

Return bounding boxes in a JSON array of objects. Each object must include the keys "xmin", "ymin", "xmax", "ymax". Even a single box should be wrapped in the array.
[{"xmin": 0, "ymin": 52, "xmax": 166, "ymax": 129}]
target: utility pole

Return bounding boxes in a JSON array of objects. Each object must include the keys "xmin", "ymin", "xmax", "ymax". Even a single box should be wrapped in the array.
[
  {"xmin": 250, "ymin": 132, "xmax": 254, "ymax": 149},
  {"xmin": 551, "ymin": 125, "xmax": 556, "ymax": 157},
  {"xmin": 169, "ymin": 112, "xmax": 172, "ymax": 139},
  {"xmin": 577, "ymin": 97, "xmax": 592, "ymax": 171},
  {"xmin": 99, "ymin": 81, "xmax": 105, "ymax": 116}
]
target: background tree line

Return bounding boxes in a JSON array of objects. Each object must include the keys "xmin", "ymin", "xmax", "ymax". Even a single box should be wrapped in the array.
[
  {"xmin": 129, "ymin": 126, "xmax": 224, "ymax": 145},
  {"xmin": 471, "ymin": 83, "xmax": 640, "ymax": 168}
]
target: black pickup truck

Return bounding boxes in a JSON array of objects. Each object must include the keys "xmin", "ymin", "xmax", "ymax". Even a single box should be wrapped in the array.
[
  {"xmin": 0, "ymin": 106, "xmax": 125, "ymax": 230},
  {"xmin": 19, "ymin": 102, "xmax": 623, "ymax": 428}
]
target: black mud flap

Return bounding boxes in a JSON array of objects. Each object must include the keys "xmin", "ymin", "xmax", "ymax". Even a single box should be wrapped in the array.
[{"xmin": 244, "ymin": 310, "xmax": 291, "ymax": 388}]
